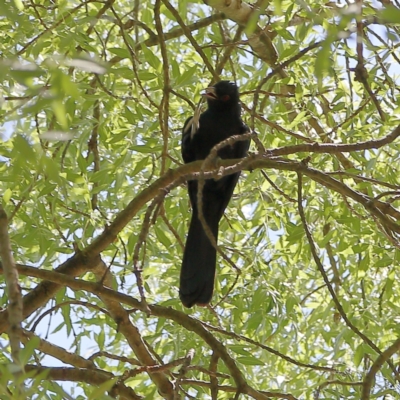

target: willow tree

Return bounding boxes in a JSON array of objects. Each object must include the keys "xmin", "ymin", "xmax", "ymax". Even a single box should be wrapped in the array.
[{"xmin": 1, "ymin": 0, "xmax": 400, "ymax": 399}]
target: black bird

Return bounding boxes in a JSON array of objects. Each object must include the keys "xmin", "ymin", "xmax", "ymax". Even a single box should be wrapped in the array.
[{"xmin": 180, "ymin": 80, "xmax": 250, "ymax": 308}]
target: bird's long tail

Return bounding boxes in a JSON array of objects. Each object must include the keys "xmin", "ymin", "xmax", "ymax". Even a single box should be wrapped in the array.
[{"xmin": 179, "ymin": 211, "xmax": 219, "ymax": 308}]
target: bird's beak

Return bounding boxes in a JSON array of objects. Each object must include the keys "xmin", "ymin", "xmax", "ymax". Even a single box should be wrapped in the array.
[{"xmin": 202, "ymin": 86, "xmax": 217, "ymax": 99}]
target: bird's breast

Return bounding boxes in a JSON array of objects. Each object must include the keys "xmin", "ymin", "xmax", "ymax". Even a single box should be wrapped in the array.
[{"xmin": 193, "ymin": 114, "xmax": 242, "ymax": 160}]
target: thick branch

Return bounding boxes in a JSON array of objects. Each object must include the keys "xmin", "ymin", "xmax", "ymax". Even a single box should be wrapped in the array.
[
  {"xmin": 22, "ymin": 330, "xmax": 95, "ymax": 369},
  {"xmin": 269, "ymin": 124, "xmax": 400, "ymax": 157},
  {"xmin": 91, "ymin": 261, "xmax": 174, "ymax": 399}
]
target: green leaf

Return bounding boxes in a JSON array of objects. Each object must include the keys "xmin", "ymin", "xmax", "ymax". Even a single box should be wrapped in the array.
[
  {"xmin": 141, "ymin": 45, "xmax": 161, "ymax": 70},
  {"xmin": 124, "ymin": 108, "xmax": 137, "ymax": 124},
  {"xmin": 51, "ymin": 100, "xmax": 68, "ymax": 129},
  {"xmin": 108, "ymin": 48, "xmax": 130, "ymax": 59},
  {"xmin": 315, "ymin": 40, "xmax": 331, "ymax": 82},
  {"xmin": 229, "ymin": 345, "xmax": 252, "ymax": 356},
  {"xmin": 174, "ymin": 65, "xmax": 198, "ymax": 87},
  {"xmin": 380, "ymin": 6, "xmax": 400, "ymax": 23},
  {"xmin": 20, "ymin": 337, "xmax": 40, "ymax": 365},
  {"xmin": 237, "ymin": 356, "xmax": 264, "ymax": 366},
  {"xmin": 13, "ymin": 135, "xmax": 36, "ymax": 163},
  {"xmin": 155, "ymin": 225, "xmax": 171, "ymax": 248},
  {"xmin": 137, "ymin": 71, "xmax": 157, "ymax": 81},
  {"xmin": 3, "ymin": 188, "xmax": 12, "ymax": 203},
  {"xmin": 88, "ymin": 378, "xmax": 117, "ymax": 399}
]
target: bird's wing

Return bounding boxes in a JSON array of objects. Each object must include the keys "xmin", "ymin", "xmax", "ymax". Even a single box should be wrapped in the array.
[
  {"xmin": 181, "ymin": 116, "xmax": 196, "ymax": 164},
  {"xmin": 181, "ymin": 99, "xmax": 204, "ymax": 163},
  {"xmin": 183, "ymin": 100, "xmax": 202, "ymax": 137},
  {"xmin": 190, "ymin": 103, "xmax": 202, "ymax": 138}
]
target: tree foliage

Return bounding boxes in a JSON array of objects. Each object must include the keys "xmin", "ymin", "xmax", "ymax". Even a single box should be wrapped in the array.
[{"xmin": 1, "ymin": 0, "xmax": 400, "ymax": 399}]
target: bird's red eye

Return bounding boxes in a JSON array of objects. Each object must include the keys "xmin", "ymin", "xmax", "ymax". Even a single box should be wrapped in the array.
[{"xmin": 221, "ymin": 94, "xmax": 230, "ymax": 101}]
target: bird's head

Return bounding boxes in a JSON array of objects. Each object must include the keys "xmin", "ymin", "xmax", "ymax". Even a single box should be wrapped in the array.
[{"xmin": 202, "ymin": 80, "xmax": 239, "ymax": 110}]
